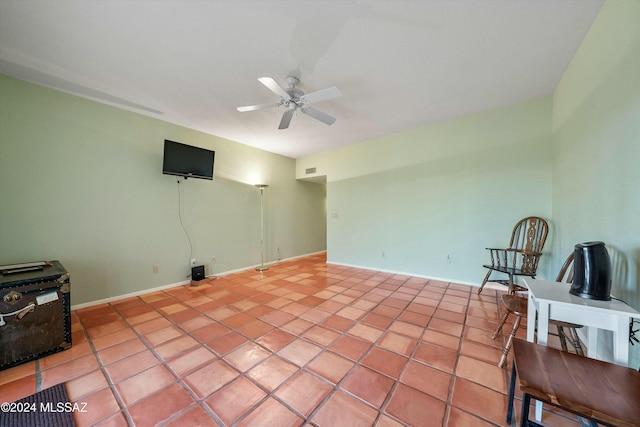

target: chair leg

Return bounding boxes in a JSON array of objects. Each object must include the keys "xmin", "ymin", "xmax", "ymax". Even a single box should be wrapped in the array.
[
  {"xmin": 557, "ymin": 326, "xmax": 584, "ymax": 355},
  {"xmin": 507, "ymin": 273, "xmax": 517, "ymax": 295},
  {"xmin": 557, "ymin": 326, "xmax": 569, "ymax": 352},
  {"xmin": 568, "ymin": 328, "xmax": 584, "ymax": 356},
  {"xmin": 492, "ymin": 310, "xmax": 511, "ymax": 339},
  {"xmin": 499, "ymin": 314, "xmax": 521, "ymax": 368},
  {"xmin": 477, "ymin": 270, "xmax": 492, "ymax": 294}
]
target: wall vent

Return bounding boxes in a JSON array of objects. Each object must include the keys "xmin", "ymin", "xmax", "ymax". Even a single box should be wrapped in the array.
[{"xmin": 305, "ymin": 167, "xmax": 317, "ymax": 174}]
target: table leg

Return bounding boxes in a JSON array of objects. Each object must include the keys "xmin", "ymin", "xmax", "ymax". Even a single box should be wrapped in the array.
[
  {"xmin": 537, "ymin": 302, "xmax": 549, "ymax": 345},
  {"xmin": 533, "ymin": 301, "xmax": 549, "ymax": 421},
  {"xmin": 527, "ymin": 294, "xmax": 536, "ymax": 342},
  {"xmin": 587, "ymin": 326, "xmax": 598, "ymax": 359},
  {"xmin": 507, "ymin": 361, "xmax": 517, "ymax": 424},
  {"xmin": 614, "ymin": 315, "xmax": 630, "ymax": 366},
  {"xmin": 520, "ymin": 393, "xmax": 531, "ymax": 427},
  {"xmin": 522, "ymin": 393, "xmax": 547, "ymax": 427}
]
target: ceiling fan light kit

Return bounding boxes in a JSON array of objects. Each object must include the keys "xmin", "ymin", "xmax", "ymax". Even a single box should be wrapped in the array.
[{"xmin": 237, "ymin": 76, "xmax": 342, "ymax": 130}]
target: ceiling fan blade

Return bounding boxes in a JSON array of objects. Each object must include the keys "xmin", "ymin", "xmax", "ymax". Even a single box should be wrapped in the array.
[
  {"xmin": 301, "ymin": 107, "xmax": 336, "ymax": 125},
  {"xmin": 300, "ymin": 87, "xmax": 342, "ymax": 104},
  {"xmin": 258, "ymin": 77, "xmax": 291, "ymax": 100},
  {"xmin": 237, "ymin": 102, "xmax": 280, "ymax": 112},
  {"xmin": 278, "ymin": 109, "xmax": 295, "ymax": 129}
]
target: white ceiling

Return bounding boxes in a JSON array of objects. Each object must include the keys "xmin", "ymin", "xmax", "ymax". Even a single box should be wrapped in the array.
[{"xmin": 0, "ymin": 0, "xmax": 603, "ymax": 159}]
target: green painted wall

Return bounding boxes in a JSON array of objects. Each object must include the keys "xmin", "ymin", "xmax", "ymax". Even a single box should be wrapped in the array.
[
  {"xmin": 551, "ymin": 0, "xmax": 640, "ymax": 363},
  {"xmin": 299, "ymin": 96, "xmax": 553, "ymax": 284},
  {"xmin": 0, "ymin": 75, "xmax": 326, "ymax": 305},
  {"xmin": 296, "ymin": 0, "xmax": 640, "ymax": 364}
]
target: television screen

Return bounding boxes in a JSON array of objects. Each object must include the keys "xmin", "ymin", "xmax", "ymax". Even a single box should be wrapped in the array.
[{"xmin": 162, "ymin": 140, "xmax": 214, "ymax": 180}]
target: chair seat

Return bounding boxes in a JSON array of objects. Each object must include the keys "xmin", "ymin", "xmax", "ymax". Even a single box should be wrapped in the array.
[
  {"xmin": 484, "ymin": 279, "xmax": 527, "ymax": 289},
  {"xmin": 501, "ymin": 294, "xmax": 528, "ymax": 316},
  {"xmin": 509, "ymin": 339, "xmax": 640, "ymax": 427},
  {"xmin": 483, "ymin": 264, "xmax": 536, "ymax": 276}
]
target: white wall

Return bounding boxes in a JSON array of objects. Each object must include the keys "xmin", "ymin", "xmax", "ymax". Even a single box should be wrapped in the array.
[
  {"xmin": 298, "ymin": 96, "xmax": 553, "ymax": 284},
  {"xmin": 551, "ymin": 0, "xmax": 640, "ymax": 364},
  {"xmin": 0, "ymin": 75, "xmax": 327, "ymax": 305}
]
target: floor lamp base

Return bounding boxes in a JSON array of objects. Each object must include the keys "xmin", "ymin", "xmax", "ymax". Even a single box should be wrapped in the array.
[{"xmin": 255, "ymin": 265, "xmax": 269, "ymax": 272}]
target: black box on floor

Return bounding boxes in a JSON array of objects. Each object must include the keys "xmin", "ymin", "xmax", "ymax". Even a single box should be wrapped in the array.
[
  {"xmin": 191, "ymin": 265, "xmax": 205, "ymax": 281},
  {"xmin": 0, "ymin": 261, "xmax": 71, "ymax": 370}
]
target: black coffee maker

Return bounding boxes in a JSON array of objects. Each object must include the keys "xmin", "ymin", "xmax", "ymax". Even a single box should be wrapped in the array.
[{"xmin": 570, "ymin": 241, "xmax": 612, "ymax": 301}]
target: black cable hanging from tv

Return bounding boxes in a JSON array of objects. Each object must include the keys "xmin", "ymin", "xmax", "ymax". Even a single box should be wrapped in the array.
[{"xmin": 176, "ymin": 179, "xmax": 194, "ymax": 274}]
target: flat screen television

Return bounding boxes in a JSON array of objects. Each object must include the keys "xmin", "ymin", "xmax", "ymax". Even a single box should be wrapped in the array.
[{"xmin": 162, "ymin": 139, "xmax": 215, "ymax": 180}]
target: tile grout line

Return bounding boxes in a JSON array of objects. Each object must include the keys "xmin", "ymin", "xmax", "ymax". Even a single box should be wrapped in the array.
[
  {"xmin": 375, "ymin": 279, "xmax": 460, "ymax": 426},
  {"xmin": 371, "ymin": 278, "xmax": 438, "ymax": 425},
  {"xmin": 82, "ymin": 291, "xmax": 223, "ymax": 426},
  {"xmin": 124, "ymin": 291, "xmax": 227, "ymax": 427},
  {"xmin": 75, "ymin": 308, "xmax": 133, "ymax": 426},
  {"xmin": 230, "ymin": 273, "xmax": 389, "ymax": 426},
  {"xmin": 444, "ymin": 282, "xmax": 475, "ymax": 426},
  {"xmin": 67, "ymin": 256, "xmax": 528, "ymax": 427},
  {"xmin": 156, "ymin": 275, "xmax": 340, "ymax": 426},
  {"xmin": 301, "ymin": 279, "xmax": 410, "ymax": 426},
  {"xmin": 226, "ymin": 271, "xmax": 417, "ymax": 426}
]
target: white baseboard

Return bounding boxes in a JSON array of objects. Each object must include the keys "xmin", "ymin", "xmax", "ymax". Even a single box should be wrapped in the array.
[
  {"xmin": 326, "ymin": 261, "xmax": 479, "ymax": 288},
  {"xmin": 71, "ymin": 250, "xmax": 327, "ymax": 311},
  {"xmin": 71, "ymin": 280, "xmax": 192, "ymax": 311}
]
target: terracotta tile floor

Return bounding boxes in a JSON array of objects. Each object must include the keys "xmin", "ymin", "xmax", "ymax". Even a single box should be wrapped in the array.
[{"xmin": 0, "ymin": 253, "xmax": 587, "ymax": 426}]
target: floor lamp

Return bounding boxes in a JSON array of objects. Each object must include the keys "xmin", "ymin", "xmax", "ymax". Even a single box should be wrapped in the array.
[{"xmin": 255, "ymin": 184, "xmax": 269, "ymax": 271}]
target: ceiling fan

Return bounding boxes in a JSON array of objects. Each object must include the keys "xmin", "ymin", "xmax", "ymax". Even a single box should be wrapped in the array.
[{"xmin": 237, "ymin": 76, "xmax": 342, "ymax": 130}]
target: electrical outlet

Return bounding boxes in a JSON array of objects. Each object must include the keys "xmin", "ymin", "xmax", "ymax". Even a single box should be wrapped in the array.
[
  {"xmin": 190, "ymin": 258, "xmax": 196, "ymax": 267},
  {"xmin": 211, "ymin": 256, "xmax": 216, "ymax": 263},
  {"xmin": 152, "ymin": 265, "xmax": 159, "ymax": 273}
]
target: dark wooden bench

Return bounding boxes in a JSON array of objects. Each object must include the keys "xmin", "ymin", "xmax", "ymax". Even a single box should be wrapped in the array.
[{"xmin": 507, "ymin": 338, "xmax": 640, "ymax": 427}]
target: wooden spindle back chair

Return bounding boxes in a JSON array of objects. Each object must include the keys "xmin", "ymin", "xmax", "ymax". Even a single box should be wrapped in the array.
[{"xmin": 478, "ymin": 216, "xmax": 549, "ymax": 295}]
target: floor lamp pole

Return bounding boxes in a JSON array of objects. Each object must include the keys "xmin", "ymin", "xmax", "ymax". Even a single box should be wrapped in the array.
[{"xmin": 255, "ymin": 184, "xmax": 269, "ymax": 271}]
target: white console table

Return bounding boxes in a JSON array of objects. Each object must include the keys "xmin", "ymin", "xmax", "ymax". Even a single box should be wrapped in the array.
[{"xmin": 525, "ymin": 277, "xmax": 640, "ymax": 366}]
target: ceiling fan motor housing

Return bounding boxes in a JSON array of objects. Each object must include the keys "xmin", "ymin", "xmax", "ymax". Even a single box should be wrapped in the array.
[
  {"xmin": 285, "ymin": 76, "xmax": 300, "ymax": 88},
  {"xmin": 286, "ymin": 88, "xmax": 304, "ymax": 107}
]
